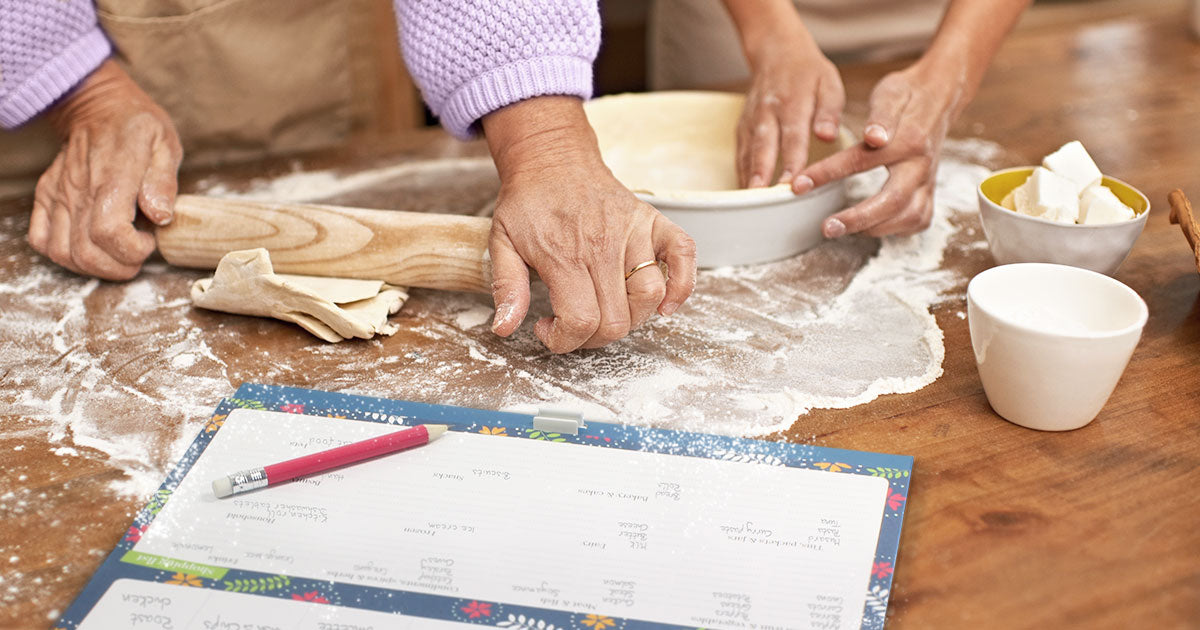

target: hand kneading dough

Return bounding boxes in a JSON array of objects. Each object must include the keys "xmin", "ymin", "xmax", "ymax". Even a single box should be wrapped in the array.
[{"xmin": 191, "ymin": 249, "xmax": 408, "ymax": 342}]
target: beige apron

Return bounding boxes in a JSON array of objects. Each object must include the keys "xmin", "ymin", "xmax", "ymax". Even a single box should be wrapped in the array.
[
  {"xmin": 0, "ymin": 0, "xmax": 413, "ymax": 197},
  {"xmin": 649, "ymin": 0, "xmax": 951, "ymax": 90}
]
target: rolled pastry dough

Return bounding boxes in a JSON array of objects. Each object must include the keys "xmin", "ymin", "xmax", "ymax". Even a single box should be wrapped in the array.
[
  {"xmin": 191, "ymin": 248, "xmax": 408, "ymax": 342},
  {"xmin": 584, "ymin": 91, "xmax": 845, "ymax": 201}
]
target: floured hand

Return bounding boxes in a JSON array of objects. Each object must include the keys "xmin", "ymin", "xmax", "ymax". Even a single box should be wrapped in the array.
[
  {"xmin": 725, "ymin": 0, "xmax": 845, "ymax": 190},
  {"xmin": 788, "ymin": 0, "xmax": 1032, "ymax": 239},
  {"xmin": 792, "ymin": 64, "xmax": 955, "ymax": 238},
  {"xmin": 482, "ymin": 96, "xmax": 696, "ymax": 353},
  {"xmin": 28, "ymin": 59, "xmax": 182, "ymax": 281}
]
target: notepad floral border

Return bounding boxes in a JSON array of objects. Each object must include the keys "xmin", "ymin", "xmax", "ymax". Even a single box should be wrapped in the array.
[{"xmin": 54, "ymin": 384, "xmax": 911, "ymax": 630}]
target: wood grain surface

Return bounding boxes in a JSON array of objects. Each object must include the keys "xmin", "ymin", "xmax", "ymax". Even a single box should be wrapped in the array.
[
  {"xmin": 159, "ymin": 195, "xmax": 493, "ymax": 293},
  {"xmin": 1, "ymin": 3, "xmax": 1198, "ymax": 629}
]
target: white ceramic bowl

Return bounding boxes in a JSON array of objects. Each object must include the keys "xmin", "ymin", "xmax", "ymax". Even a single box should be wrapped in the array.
[
  {"xmin": 977, "ymin": 167, "xmax": 1149, "ymax": 275},
  {"xmin": 585, "ymin": 91, "xmax": 853, "ymax": 268},
  {"xmin": 967, "ymin": 263, "xmax": 1148, "ymax": 431}
]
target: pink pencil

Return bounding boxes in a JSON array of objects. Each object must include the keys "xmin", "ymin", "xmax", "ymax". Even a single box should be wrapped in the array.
[{"xmin": 211, "ymin": 423, "xmax": 448, "ymax": 498}]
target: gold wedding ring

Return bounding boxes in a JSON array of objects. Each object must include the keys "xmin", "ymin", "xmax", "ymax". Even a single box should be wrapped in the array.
[{"xmin": 624, "ymin": 260, "xmax": 659, "ymax": 281}]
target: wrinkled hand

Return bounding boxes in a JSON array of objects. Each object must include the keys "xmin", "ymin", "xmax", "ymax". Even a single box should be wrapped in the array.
[
  {"xmin": 28, "ymin": 59, "xmax": 182, "ymax": 280},
  {"xmin": 483, "ymin": 97, "xmax": 697, "ymax": 353},
  {"xmin": 735, "ymin": 12, "xmax": 844, "ymax": 189},
  {"xmin": 794, "ymin": 63, "xmax": 963, "ymax": 238}
]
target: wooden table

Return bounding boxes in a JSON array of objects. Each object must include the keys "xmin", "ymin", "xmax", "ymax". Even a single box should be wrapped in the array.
[{"xmin": 2, "ymin": 5, "xmax": 1197, "ymax": 629}]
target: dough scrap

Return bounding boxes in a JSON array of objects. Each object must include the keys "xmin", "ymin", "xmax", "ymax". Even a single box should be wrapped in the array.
[{"xmin": 191, "ymin": 248, "xmax": 409, "ymax": 342}]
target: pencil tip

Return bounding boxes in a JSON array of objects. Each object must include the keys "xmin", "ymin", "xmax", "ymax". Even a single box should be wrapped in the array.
[{"xmin": 425, "ymin": 424, "xmax": 449, "ymax": 441}]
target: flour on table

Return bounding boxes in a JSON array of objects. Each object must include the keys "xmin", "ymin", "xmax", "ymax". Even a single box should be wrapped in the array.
[
  {"xmin": 0, "ymin": 257, "xmax": 233, "ymax": 501},
  {"xmin": 0, "ymin": 144, "xmax": 994, "ymax": 557},
  {"xmin": 453, "ymin": 304, "xmax": 495, "ymax": 330},
  {"xmin": 199, "ymin": 157, "xmax": 496, "ymax": 205},
  {"xmin": 194, "ymin": 147, "xmax": 994, "ymax": 436},
  {"xmin": 196, "ymin": 157, "xmax": 500, "ymax": 218}
]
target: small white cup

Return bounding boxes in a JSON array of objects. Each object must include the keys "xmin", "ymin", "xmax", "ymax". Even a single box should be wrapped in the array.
[{"xmin": 967, "ymin": 263, "xmax": 1148, "ymax": 431}]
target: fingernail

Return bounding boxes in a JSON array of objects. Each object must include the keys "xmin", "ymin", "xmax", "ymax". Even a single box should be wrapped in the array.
[
  {"xmin": 793, "ymin": 175, "xmax": 815, "ymax": 194},
  {"xmin": 825, "ymin": 218, "xmax": 846, "ymax": 238},
  {"xmin": 154, "ymin": 213, "xmax": 172, "ymax": 226},
  {"xmin": 491, "ymin": 302, "xmax": 515, "ymax": 334},
  {"xmin": 865, "ymin": 124, "xmax": 889, "ymax": 144},
  {"xmin": 748, "ymin": 174, "xmax": 765, "ymax": 188},
  {"xmin": 660, "ymin": 301, "xmax": 678, "ymax": 317},
  {"xmin": 816, "ymin": 122, "xmax": 837, "ymax": 138},
  {"xmin": 778, "ymin": 171, "xmax": 793, "ymax": 184}
]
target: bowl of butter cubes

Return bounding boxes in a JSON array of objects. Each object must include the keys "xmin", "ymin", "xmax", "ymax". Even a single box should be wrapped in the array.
[{"xmin": 978, "ymin": 141, "xmax": 1149, "ymax": 275}]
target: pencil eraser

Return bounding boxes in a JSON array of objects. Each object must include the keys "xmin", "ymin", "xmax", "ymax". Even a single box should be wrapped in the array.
[{"xmin": 212, "ymin": 477, "xmax": 233, "ymax": 499}]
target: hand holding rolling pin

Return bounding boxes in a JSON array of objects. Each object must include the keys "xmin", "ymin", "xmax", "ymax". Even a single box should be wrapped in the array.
[
  {"xmin": 27, "ymin": 59, "xmax": 182, "ymax": 281},
  {"xmin": 7, "ymin": 1, "xmax": 697, "ymax": 352}
]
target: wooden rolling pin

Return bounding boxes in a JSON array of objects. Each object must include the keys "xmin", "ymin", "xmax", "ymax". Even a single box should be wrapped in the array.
[{"xmin": 156, "ymin": 195, "xmax": 493, "ymax": 293}]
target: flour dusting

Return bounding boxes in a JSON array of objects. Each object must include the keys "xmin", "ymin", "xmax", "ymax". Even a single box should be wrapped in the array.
[
  {"xmin": 0, "ymin": 144, "xmax": 995, "ymax": 541},
  {"xmin": 453, "ymin": 304, "xmax": 495, "ymax": 331},
  {"xmin": 188, "ymin": 149, "xmax": 996, "ymax": 436},
  {"xmin": 424, "ymin": 157, "xmax": 992, "ymax": 435},
  {"xmin": 199, "ymin": 157, "xmax": 495, "ymax": 202},
  {"xmin": 0, "ymin": 257, "xmax": 232, "ymax": 500},
  {"xmin": 195, "ymin": 157, "xmax": 500, "ymax": 217}
]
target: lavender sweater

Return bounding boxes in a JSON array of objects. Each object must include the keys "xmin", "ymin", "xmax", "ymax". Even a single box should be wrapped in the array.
[{"xmin": 0, "ymin": 0, "xmax": 600, "ymax": 138}]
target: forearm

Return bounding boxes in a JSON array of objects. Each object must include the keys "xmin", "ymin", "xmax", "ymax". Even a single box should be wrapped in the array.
[
  {"xmin": 721, "ymin": 0, "xmax": 811, "ymax": 67},
  {"xmin": 918, "ymin": 0, "xmax": 1032, "ymax": 118},
  {"xmin": 394, "ymin": 0, "xmax": 601, "ymax": 140},
  {"xmin": 46, "ymin": 60, "xmax": 134, "ymax": 137},
  {"xmin": 482, "ymin": 96, "xmax": 606, "ymax": 184}
]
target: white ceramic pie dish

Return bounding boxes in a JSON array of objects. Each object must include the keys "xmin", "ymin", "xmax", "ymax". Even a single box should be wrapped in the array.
[{"xmin": 585, "ymin": 91, "xmax": 854, "ymax": 268}]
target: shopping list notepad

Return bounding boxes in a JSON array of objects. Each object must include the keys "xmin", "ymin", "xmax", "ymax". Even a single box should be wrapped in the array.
[{"xmin": 55, "ymin": 384, "xmax": 913, "ymax": 630}]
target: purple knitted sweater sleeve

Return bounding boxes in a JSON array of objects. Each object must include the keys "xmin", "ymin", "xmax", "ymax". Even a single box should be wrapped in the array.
[
  {"xmin": 395, "ymin": 0, "xmax": 601, "ymax": 140},
  {"xmin": 0, "ymin": 0, "xmax": 112, "ymax": 129}
]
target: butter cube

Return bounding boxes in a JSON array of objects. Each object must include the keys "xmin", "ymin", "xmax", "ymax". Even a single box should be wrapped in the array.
[
  {"xmin": 1079, "ymin": 184, "xmax": 1136, "ymax": 224},
  {"xmin": 1042, "ymin": 140, "xmax": 1103, "ymax": 195},
  {"xmin": 1000, "ymin": 190, "xmax": 1017, "ymax": 211},
  {"xmin": 1013, "ymin": 167, "xmax": 1080, "ymax": 223}
]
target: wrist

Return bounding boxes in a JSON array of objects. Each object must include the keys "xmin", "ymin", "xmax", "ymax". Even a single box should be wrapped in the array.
[
  {"xmin": 908, "ymin": 54, "xmax": 971, "ymax": 118},
  {"xmin": 915, "ymin": 23, "xmax": 1002, "ymax": 120},
  {"xmin": 47, "ymin": 59, "xmax": 138, "ymax": 136},
  {"xmin": 726, "ymin": 0, "xmax": 810, "ymax": 71},
  {"xmin": 482, "ymin": 96, "xmax": 607, "ymax": 184},
  {"xmin": 741, "ymin": 14, "xmax": 814, "ymax": 72}
]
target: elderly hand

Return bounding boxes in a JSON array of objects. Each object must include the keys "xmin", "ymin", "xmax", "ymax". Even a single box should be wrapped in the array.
[
  {"xmin": 482, "ymin": 96, "xmax": 697, "ymax": 353},
  {"xmin": 28, "ymin": 59, "xmax": 182, "ymax": 280},
  {"xmin": 737, "ymin": 19, "xmax": 845, "ymax": 190}
]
